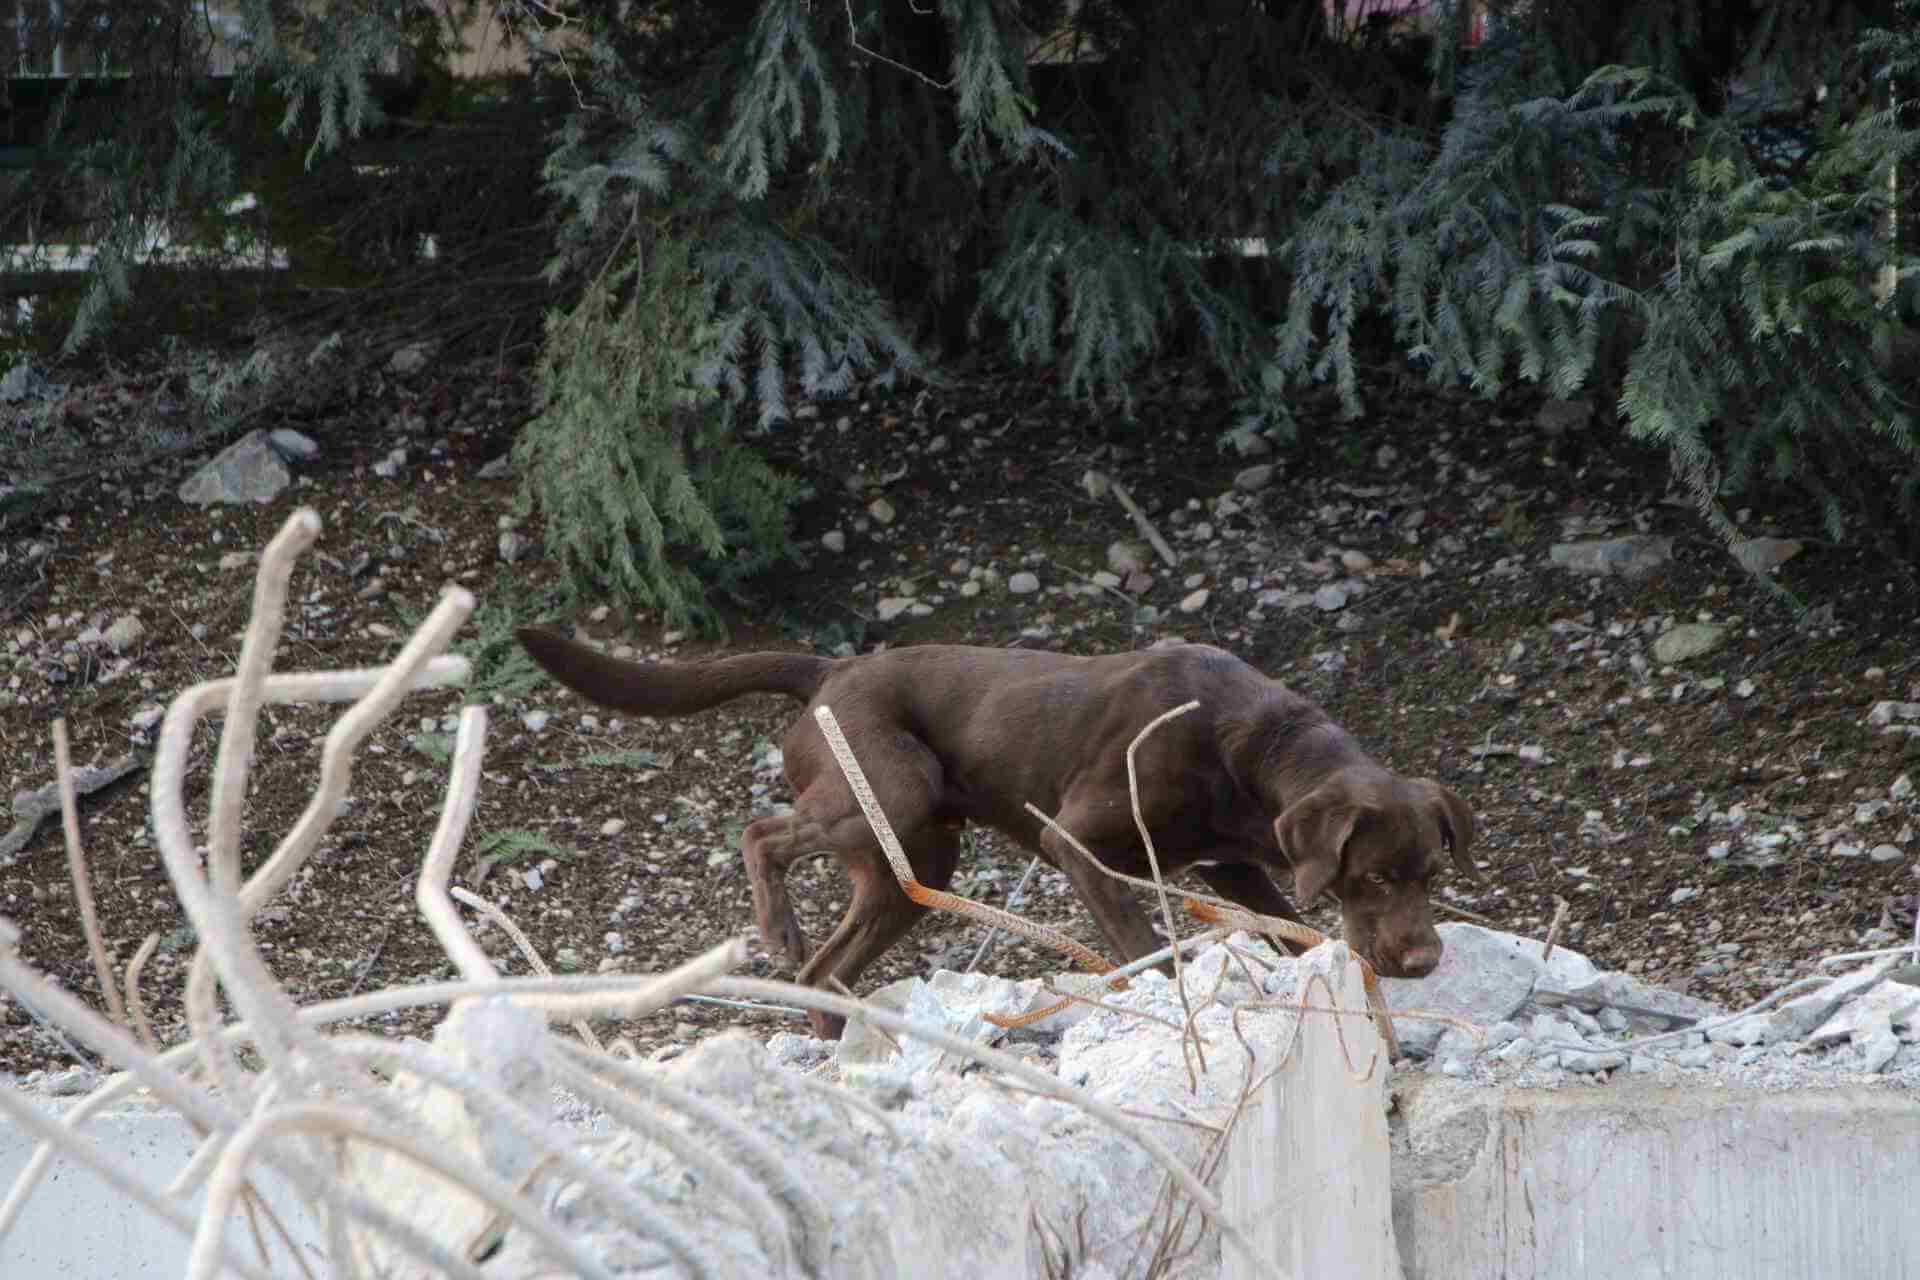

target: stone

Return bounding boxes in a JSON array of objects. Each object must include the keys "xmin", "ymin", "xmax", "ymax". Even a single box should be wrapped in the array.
[
  {"xmin": 1312, "ymin": 583, "xmax": 1349, "ymax": 612},
  {"xmin": 129, "ymin": 704, "xmax": 164, "ymax": 732},
  {"xmin": 497, "ymin": 531, "xmax": 529, "ymax": 564},
  {"xmin": 875, "ymin": 596, "xmax": 915, "ymax": 622},
  {"xmin": 1233, "ymin": 464, "xmax": 1275, "ymax": 493},
  {"xmin": 1178, "ymin": 588, "xmax": 1210, "ymax": 613},
  {"xmin": 102, "ymin": 615, "xmax": 145, "ymax": 654},
  {"xmin": 177, "ymin": 431, "xmax": 292, "ymax": 506},
  {"xmin": 1892, "ymin": 774, "xmax": 1914, "ymax": 801},
  {"xmin": 867, "ymin": 497, "xmax": 897, "ymax": 526},
  {"xmin": 1548, "ymin": 536, "xmax": 1674, "ymax": 579},
  {"xmin": 1106, "ymin": 541, "xmax": 1151, "ymax": 576},
  {"xmin": 821, "ymin": 530, "xmax": 847, "ymax": 553},
  {"xmin": 387, "ymin": 342, "xmax": 435, "ymax": 375},
  {"xmin": 1535, "ymin": 397, "xmax": 1593, "ymax": 436},
  {"xmin": 1007, "ymin": 571, "xmax": 1040, "ymax": 595},
  {"xmin": 1339, "ymin": 549, "xmax": 1374, "ymax": 573},
  {"xmin": 1730, "ymin": 537, "xmax": 1803, "ymax": 576},
  {"xmin": 1871, "ymin": 844, "xmax": 1905, "ymax": 864},
  {"xmin": 1560, "ymin": 1048, "xmax": 1627, "ymax": 1074},
  {"xmin": 266, "ymin": 428, "xmax": 319, "ymax": 460},
  {"xmin": 1868, "ymin": 701, "xmax": 1920, "ymax": 728},
  {"xmin": 1651, "ymin": 623, "xmax": 1726, "ymax": 665}
]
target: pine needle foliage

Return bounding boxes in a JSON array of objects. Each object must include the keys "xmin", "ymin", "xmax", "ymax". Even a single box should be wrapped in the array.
[
  {"xmin": 1276, "ymin": 3, "xmax": 1920, "ymax": 553},
  {"xmin": 514, "ymin": 230, "xmax": 807, "ymax": 631}
]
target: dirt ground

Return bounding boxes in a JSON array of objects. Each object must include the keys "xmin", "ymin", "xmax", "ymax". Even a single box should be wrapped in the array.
[{"xmin": 3, "ymin": 353, "xmax": 1917, "ymax": 1074}]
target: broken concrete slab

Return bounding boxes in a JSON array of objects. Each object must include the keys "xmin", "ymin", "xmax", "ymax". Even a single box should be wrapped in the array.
[{"xmin": 1225, "ymin": 941, "xmax": 1402, "ymax": 1279}]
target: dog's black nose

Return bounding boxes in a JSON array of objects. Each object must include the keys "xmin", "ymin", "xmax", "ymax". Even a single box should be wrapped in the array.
[{"xmin": 1393, "ymin": 943, "xmax": 1442, "ymax": 977}]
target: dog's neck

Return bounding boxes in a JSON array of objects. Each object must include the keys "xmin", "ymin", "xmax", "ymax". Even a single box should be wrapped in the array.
[{"xmin": 1220, "ymin": 695, "xmax": 1375, "ymax": 815}]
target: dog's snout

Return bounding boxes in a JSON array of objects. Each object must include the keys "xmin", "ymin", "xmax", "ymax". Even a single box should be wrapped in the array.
[{"xmin": 1394, "ymin": 943, "xmax": 1442, "ymax": 978}]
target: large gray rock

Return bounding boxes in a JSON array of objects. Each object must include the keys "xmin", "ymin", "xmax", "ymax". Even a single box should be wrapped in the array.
[
  {"xmin": 1379, "ymin": 925, "xmax": 1595, "ymax": 1057},
  {"xmin": 177, "ymin": 431, "xmax": 291, "ymax": 506},
  {"xmin": 1548, "ymin": 536, "xmax": 1674, "ymax": 579}
]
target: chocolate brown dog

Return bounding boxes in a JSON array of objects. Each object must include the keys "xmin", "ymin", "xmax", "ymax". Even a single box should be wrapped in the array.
[{"xmin": 516, "ymin": 631, "xmax": 1476, "ymax": 1037}]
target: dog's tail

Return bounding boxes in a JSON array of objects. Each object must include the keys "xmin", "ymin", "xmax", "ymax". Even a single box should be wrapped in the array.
[{"xmin": 515, "ymin": 628, "xmax": 831, "ymax": 718}]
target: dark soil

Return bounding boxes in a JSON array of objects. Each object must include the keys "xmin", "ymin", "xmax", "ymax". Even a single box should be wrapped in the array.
[{"xmin": 3, "ymin": 356, "xmax": 1917, "ymax": 1073}]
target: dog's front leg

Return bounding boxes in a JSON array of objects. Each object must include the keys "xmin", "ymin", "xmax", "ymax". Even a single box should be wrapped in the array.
[
  {"xmin": 1037, "ymin": 822, "xmax": 1165, "ymax": 964},
  {"xmin": 1188, "ymin": 861, "xmax": 1315, "ymax": 958}
]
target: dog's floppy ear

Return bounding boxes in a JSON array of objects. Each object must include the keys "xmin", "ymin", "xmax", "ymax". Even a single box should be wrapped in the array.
[
  {"xmin": 1420, "ymin": 780, "xmax": 1479, "ymax": 882},
  {"xmin": 1273, "ymin": 785, "xmax": 1360, "ymax": 906}
]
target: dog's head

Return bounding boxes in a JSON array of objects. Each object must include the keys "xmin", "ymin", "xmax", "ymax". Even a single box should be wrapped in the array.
[{"xmin": 1273, "ymin": 768, "xmax": 1476, "ymax": 979}]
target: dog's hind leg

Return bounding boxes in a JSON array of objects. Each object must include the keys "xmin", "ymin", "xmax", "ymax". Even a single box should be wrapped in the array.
[
  {"xmin": 793, "ymin": 826, "xmax": 961, "ymax": 1040},
  {"xmin": 741, "ymin": 814, "xmax": 828, "ymax": 972}
]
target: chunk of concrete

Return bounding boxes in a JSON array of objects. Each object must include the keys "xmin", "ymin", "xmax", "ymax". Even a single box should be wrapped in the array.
[
  {"xmin": 1380, "ymin": 925, "xmax": 1598, "ymax": 1057},
  {"xmin": 1764, "ymin": 960, "xmax": 1894, "ymax": 1043},
  {"xmin": 1392, "ymin": 1076, "xmax": 1920, "ymax": 1279},
  {"xmin": 1225, "ymin": 941, "xmax": 1402, "ymax": 1279}
]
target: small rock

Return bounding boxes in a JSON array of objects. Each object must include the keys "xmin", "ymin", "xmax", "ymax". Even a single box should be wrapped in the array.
[
  {"xmin": 177, "ymin": 431, "xmax": 292, "ymax": 506},
  {"xmin": 388, "ymin": 342, "xmax": 435, "ymax": 375},
  {"xmin": 371, "ymin": 449, "xmax": 407, "ymax": 479},
  {"xmin": 477, "ymin": 455, "xmax": 513, "ymax": 481},
  {"xmin": 218, "ymin": 550, "xmax": 254, "ymax": 571},
  {"xmin": 1892, "ymin": 773, "xmax": 1914, "ymax": 801},
  {"xmin": 102, "ymin": 615, "xmax": 145, "ymax": 654},
  {"xmin": 1090, "ymin": 570, "xmax": 1122, "ymax": 589},
  {"xmin": 1008, "ymin": 571, "xmax": 1040, "ymax": 595},
  {"xmin": 1535, "ymin": 397, "xmax": 1594, "ymax": 437},
  {"xmin": 1312, "ymin": 583, "xmax": 1349, "ymax": 612},
  {"xmin": 522, "ymin": 710, "xmax": 551, "ymax": 732},
  {"xmin": 130, "ymin": 704, "xmax": 165, "ymax": 732},
  {"xmin": 1872, "ymin": 844, "xmax": 1905, "ymax": 864},
  {"xmin": 266, "ymin": 428, "xmax": 319, "ymax": 460},
  {"xmin": 1107, "ymin": 541, "xmax": 1152, "ymax": 576},
  {"xmin": 876, "ymin": 596, "xmax": 916, "ymax": 622},
  {"xmin": 1730, "ymin": 537, "xmax": 1803, "ymax": 576},
  {"xmin": 1548, "ymin": 536, "xmax": 1674, "ymax": 580},
  {"xmin": 1178, "ymin": 588, "xmax": 1210, "ymax": 614},
  {"xmin": 1868, "ymin": 701, "xmax": 1920, "ymax": 728},
  {"xmin": 821, "ymin": 530, "xmax": 847, "ymax": 553},
  {"xmin": 1339, "ymin": 549, "xmax": 1373, "ymax": 573},
  {"xmin": 867, "ymin": 497, "xmax": 897, "ymax": 526},
  {"xmin": 601, "ymin": 818, "xmax": 628, "ymax": 837},
  {"xmin": 497, "ymin": 531, "xmax": 529, "ymax": 564},
  {"xmin": 1124, "ymin": 571, "xmax": 1155, "ymax": 594},
  {"xmin": 1560, "ymin": 1048, "xmax": 1626, "ymax": 1074},
  {"xmin": 42, "ymin": 1067, "xmax": 97, "ymax": 1097},
  {"xmin": 1233, "ymin": 464, "xmax": 1275, "ymax": 493},
  {"xmin": 1081, "ymin": 469, "xmax": 1111, "ymax": 500},
  {"xmin": 604, "ymin": 931, "xmax": 625, "ymax": 955},
  {"xmin": 1651, "ymin": 623, "xmax": 1726, "ymax": 665},
  {"xmin": 522, "ymin": 867, "xmax": 544, "ymax": 892}
]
